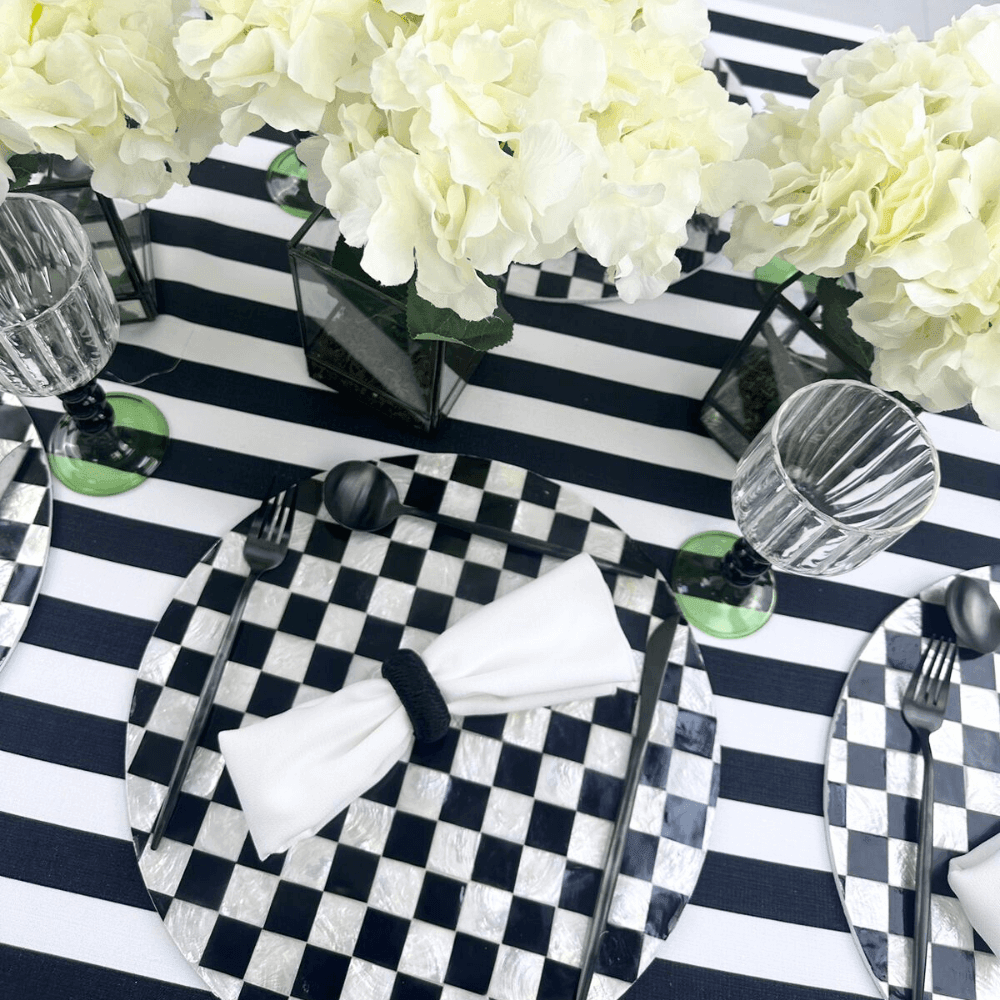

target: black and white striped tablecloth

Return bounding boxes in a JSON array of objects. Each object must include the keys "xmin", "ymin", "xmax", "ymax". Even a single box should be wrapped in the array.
[{"xmin": 2, "ymin": 3, "xmax": 998, "ymax": 1000}]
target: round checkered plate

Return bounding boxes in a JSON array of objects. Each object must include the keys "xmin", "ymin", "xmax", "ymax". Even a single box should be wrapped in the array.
[
  {"xmin": 502, "ymin": 52, "xmax": 745, "ymax": 305},
  {"xmin": 824, "ymin": 566, "xmax": 1000, "ymax": 1000},
  {"xmin": 126, "ymin": 454, "xmax": 720, "ymax": 1000},
  {"xmin": 0, "ymin": 392, "xmax": 52, "ymax": 678}
]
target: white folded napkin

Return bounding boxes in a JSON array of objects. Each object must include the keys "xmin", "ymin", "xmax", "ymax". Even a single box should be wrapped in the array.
[
  {"xmin": 219, "ymin": 553, "xmax": 638, "ymax": 858},
  {"xmin": 948, "ymin": 830, "xmax": 1000, "ymax": 955}
]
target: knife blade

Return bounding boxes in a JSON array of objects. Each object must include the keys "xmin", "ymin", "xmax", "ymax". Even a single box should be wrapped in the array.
[
  {"xmin": 0, "ymin": 441, "xmax": 29, "ymax": 499},
  {"xmin": 574, "ymin": 611, "xmax": 681, "ymax": 1000}
]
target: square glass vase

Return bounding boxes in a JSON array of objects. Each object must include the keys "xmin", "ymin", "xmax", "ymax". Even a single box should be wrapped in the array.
[
  {"xmin": 700, "ymin": 264, "xmax": 874, "ymax": 459},
  {"xmin": 289, "ymin": 208, "xmax": 483, "ymax": 432},
  {"xmin": 23, "ymin": 156, "xmax": 157, "ymax": 324}
]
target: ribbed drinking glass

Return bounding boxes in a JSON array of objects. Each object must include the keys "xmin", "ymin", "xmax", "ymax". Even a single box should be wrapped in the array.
[
  {"xmin": 671, "ymin": 379, "xmax": 940, "ymax": 639},
  {"xmin": 0, "ymin": 193, "xmax": 168, "ymax": 495}
]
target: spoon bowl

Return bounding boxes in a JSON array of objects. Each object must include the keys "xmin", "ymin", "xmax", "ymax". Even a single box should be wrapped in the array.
[
  {"xmin": 323, "ymin": 460, "xmax": 403, "ymax": 532},
  {"xmin": 945, "ymin": 575, "xmax": 1000, "ymax": 655}
]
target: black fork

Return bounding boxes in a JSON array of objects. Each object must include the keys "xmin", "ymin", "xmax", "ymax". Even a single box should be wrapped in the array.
[{"xmin": 149, "ymin": 483, "xmax": 298, "ymax": 850}]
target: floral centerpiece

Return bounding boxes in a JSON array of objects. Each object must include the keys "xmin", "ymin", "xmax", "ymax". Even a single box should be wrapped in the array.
[
  {"xmin": 725, "ymin": 4, "xmax": 1000, "ymax": 429},
  {"xmin": 0, "ymin": 0, "xmax": 229, "ymax": 203},
  {"xmin": 176, "ymin": 0, "xmax": 768, "ymax": 349}
]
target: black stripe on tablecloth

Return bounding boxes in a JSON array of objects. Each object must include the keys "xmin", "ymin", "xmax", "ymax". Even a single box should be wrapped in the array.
[
  {"xmin": 0, "ymin": 695, "xmax": 123, "ymax": 777},
  {"xmin": 155, "ymin": 281, "xmax": 300, "ymax": 345},
  {"xmin": 0, "ymin": 947, "xmax": 206, "ymax": 1000},
  {"xmin": 0, "ymin": 813, "xmax": 152, "ymax": 910},
  {"xmin": 719, "ymin": 59, "xmax": 816, "ymax": 99},
  {"xmin": 940, "ymin": 451, "xmax": 1000, "ymax": 501},
  {"xmin": 708, "ymin": 11, "xmax": 860, "ymax": 55},
  {"xmin": 692, "ymin": 853, "xmax": 848, "ymax": 931},
  {"xmin": 704, "ymin": 648, "xmax": 847, "ymax": 717},
  {"xmin": 51, "ymin": 501, "xmax": 215, "ymax": 577},
  {"xmin": 720, "ymin": 749, "xmax": 826, "ymax": 816},
  {"xmin": 633, "ymin": 959, "xmax": 870, "ymax": 1000},
  {"xmin": 1, "ymin": 810, "xmax": 844, "ymax": 928},
  {"xmin": 188, "ymin": 158, "xmax": 272, "ymax": 202},
  {"xmin": 150, "ymin": 211, "xmax": 292, "ymax": 273},
  {"xmin": 19, "ymin": 596, "xmax": 154, "ymax": 669}
]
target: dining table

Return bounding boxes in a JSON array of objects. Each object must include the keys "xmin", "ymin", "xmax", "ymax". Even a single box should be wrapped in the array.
[{"xmin": 3, "ymin": 2, "xmax": 999, "ymax": 1000}]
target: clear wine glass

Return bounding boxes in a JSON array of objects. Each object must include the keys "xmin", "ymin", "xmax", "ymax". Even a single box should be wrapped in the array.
[
  {"xmin": 671, "ymin": 379, "xmax": 940, "ymax": 639},
  {"xmin": 0, "ymin": 193, "xmax": 169, "ymax": 496}
]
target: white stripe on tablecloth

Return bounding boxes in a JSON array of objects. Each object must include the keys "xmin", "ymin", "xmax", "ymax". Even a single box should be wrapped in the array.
[
  {"xmin": 589, "ymin": 285, "xmax": 759, "ymax": 343},
  {"xmin": 493, "ymin": 327, "xmax": 722, "ymax": 400},
  {"xmin": 923, "ymin": 411, "xmax": 1000, "ymax": 464},
  {"xmin": 0, "ymin": 753, "xmax": 131, "ymax": 840},
  {"xmin": 709, "ymin": 799, "xmax": 832, "ymax": 870},
  {"xmin": 153, "ymin": 183, "xmax": 304, "ymax": 242},
  {"xmin": 660, "ymin": 903, "xmax": 881, "ymax": 996},
  {"xmin": 39, "ymin": 550, "xmax": 182, "ymax": 622},
  {"xmin": 715, "ymin": 695, "xmax": 837, "ymax": 766},
  {"xmin": 715, "ymin": 613, "xmax": 866, "ymax": 671},
  {"xmin": 153, "ymin": 244, "xmax": 297, "ymax": 309},
  {"xmin": 450, "ymin": 386, "xmax": 737, "ymax": 480},
  {"xmin": 707, "ymin": 34, "xmax": 822, "ymax": 77},
  {"xmin": 0, "ymin": 877, "xmax": 207, "ymax": 990},
  {"xmin": 207, "ymin": 134, "xmax": 295, "ymax": 171},
  {"xmin": 117, "ymin": 316, "xmax": 318, "ymax": 390},
  {"xmin": 0, "ymin": 647, "xmax": 138, "ymax": 720}
]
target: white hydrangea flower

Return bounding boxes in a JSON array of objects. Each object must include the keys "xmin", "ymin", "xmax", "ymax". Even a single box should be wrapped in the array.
[
  {"xmin": 291, "ymin": 0, "xmax": 762, "ymax": 320},
  {"xmin": 0, "ymin": 0, "xmax": 229, "ymax": 203},
  {"xmin": 725, "ymin": 4, "xmax": 1000, "ymax": 426}
]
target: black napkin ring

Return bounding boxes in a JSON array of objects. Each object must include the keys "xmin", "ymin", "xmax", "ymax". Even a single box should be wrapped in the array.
[{"xmin": 381, "ymin": 649, "xmax": 451, "ymax": 744}]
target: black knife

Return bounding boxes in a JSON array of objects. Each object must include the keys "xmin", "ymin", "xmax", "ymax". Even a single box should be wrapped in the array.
[{"xmin": 575, "ymin": 612, "xmax": 681, "ymax": 1000}]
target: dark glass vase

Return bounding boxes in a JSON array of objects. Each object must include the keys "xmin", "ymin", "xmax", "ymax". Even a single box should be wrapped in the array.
[
  {"xmin": 288, "ymin": 208, "xmax": 484, "ymax": 432},
  {"xmin": 700, "ymin": 261, "xmax": 874, "ymax": 459},
  {"xmin": 22, "ymin": 155, "xmax": 157, "ymax": 325}
]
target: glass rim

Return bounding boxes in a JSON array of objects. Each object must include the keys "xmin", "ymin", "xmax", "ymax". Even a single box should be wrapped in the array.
[
  {"xmin": 765, "ymin": 378, "xmax": 941, "ymax": 537},
  {"xmin": 0, "ymin": 192, "xmax": 93, "ymax": 331}
]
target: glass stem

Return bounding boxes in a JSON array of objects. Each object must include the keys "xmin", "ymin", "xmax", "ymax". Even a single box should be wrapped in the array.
[
  {"xmin": 721, "ymin": 536, "xmax": 772, "ymax": 588},
  {"xmin": 58, "ymin": 379, "xmax": 115, "ymax": 435}
]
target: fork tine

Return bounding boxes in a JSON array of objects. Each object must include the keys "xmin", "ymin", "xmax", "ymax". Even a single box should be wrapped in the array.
[
  {"xmin": 930, "ymin": 640, "xmax": 957, "ymax": 706},
  {"xmin": 249, "ymin": 476, "xmax": 278, "ymax": 536},
  {"xmin": 278, "ymin": 483, "xmax": 298, "ymax": 544}
]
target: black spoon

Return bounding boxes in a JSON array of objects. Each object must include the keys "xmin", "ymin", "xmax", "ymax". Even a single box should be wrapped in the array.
[
  {"xmin": 945, "ymin": 575, "xmax": 1000, "ymax": 655},
  {"xmin": 322, "ymin": 461, "xmax": 644, "ymax": 577}
]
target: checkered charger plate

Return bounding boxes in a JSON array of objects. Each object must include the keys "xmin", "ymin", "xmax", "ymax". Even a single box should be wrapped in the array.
[
  {"xmin": 0, "ymin": 391, "xmax": 52, "ymax": 678},
  {"xmin": 125, "ymin": 453, "xmax": 720, "ymax": 1000},
  {"xmin": 824, "ymin": 565, "xmax": 1000, "ymax": 1000}
]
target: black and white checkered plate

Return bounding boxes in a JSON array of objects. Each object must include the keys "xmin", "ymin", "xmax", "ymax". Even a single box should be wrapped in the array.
[
  {"xmin": 0, "ymin": 392, "xmax": 51, "ymax": 677},
  {"xmin": 503, "ymin": 52, "xmax": 744, "ymax": 304},
  {"xmin": 126, "ymin": 453, "xmax": 720, "ymax": 1000},
  {"xmin": 825, "ymin": 566, "xmax": 1000, "ymax": 1000}
]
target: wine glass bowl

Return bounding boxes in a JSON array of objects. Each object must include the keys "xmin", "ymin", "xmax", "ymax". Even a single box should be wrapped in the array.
[
  {"xmin": 0, "ymin": 194, "xmax": 116, "ymax": 395},
  {"xmin": 0, "ymin": 194, "xmax": 168, "ymax": 496},
  {"xmin": 672, "ymin": 380, "xmax": 940, "ymax": 639}
]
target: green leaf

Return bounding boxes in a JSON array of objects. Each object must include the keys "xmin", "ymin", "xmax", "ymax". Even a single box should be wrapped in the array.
[
  {"xmin": 816, "ymin": 276, "xmax": 873, "ymax": 369},
  {"xmin": 6, "ymin": 152, "xmax": 42, "ymax": 190},
  {"xmin": 406, "ymin": 278, "xmax": 514, "ymax": 352}
]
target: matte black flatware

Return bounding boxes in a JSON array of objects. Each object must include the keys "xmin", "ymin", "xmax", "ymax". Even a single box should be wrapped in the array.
[
  {"xmin": 149, "ymin": 483, "xmax": 298, "ymax": 850},
  {"xmin": 575, "ymin": 612, "xmax": 681, "ymax": 1000},
  {"xmin": 323, "ymin": 460, "xmax": 644, "ymax": 577},
  {"xmin": 900, "ymin": 636, "xmax": 958, "ymax": 1000},
  {"xmin": 946, "ymin": 575, "xmax": 1000, "ymax": 655}
]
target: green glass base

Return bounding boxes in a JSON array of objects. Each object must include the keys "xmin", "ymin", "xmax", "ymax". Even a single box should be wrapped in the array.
[
  {"xmin": 670, "ymin": 530, "xmax": 776, "ymax": 639},
  {"xmin": 265, "ymin": 147, "xmax": 315, "ymax": 219},
  {"xmin": 48, "ymin": 392, "xmax": 169, "ymax": 496}
]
